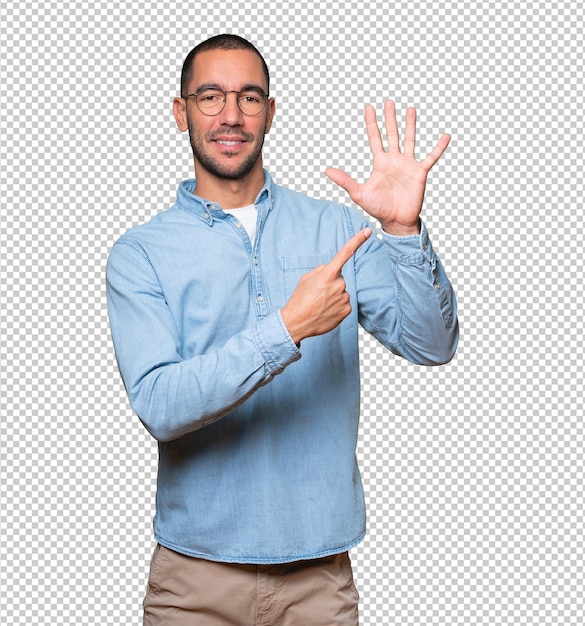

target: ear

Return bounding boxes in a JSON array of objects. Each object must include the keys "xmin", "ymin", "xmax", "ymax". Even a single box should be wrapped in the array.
[
  {"xmin": 173, "ymin": 97, "xmax": 189, "ymax": 132},
  {"xmin": 264, "ymin": 98, "xmax": 276, "ymax": 134}
]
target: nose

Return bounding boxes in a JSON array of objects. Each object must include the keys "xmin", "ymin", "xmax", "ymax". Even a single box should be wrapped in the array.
[{"xmin": 219, "ymin": 91, "xmax": 244, "ymax": 125}]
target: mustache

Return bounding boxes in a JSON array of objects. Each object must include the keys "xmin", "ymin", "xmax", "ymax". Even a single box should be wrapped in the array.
[{"xmin": 207, "ymin": 127, "xmax": 255, "ymax": 141}]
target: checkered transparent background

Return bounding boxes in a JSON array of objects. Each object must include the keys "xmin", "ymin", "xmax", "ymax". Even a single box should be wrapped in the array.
[{"xmin": 1, "ymin": 1, "xmax": 583, "ymax": 624}]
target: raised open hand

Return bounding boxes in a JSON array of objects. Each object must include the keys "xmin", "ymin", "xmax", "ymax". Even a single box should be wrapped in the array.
[{"xmin": 325, "ymin": 100, "xmax": 450, "ymax": 235}]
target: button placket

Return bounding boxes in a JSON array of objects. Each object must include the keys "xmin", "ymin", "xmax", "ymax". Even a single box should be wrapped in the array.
[{"xmin": 251, "ymin": 204, "xmax": 269, "ymax": 319}]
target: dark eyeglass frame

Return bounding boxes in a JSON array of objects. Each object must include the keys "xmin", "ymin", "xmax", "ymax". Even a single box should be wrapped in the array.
[{"xmin": 184, "ymin": 88, "xmax": 269, "ymax": 116}]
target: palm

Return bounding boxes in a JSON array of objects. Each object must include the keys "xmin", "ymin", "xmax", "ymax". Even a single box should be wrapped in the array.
[
  {"xmin": 326, "ymin": 100, "xmax": 450, "ymax": 234},
  {"xmin": 355, "ymin": 151, "xmax": 429, "ymax": 226}
]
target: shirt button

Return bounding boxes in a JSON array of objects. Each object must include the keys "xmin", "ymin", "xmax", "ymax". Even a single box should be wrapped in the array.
[
  {"xmin": 203, "ymin": 213, "xmax": 210, "ymax": 219},
  {"xmin": 257, "ymin": 295, "xmax": 264, "ymax": 302},
  {"xmin": 435, "ymin": 282, "xmax": 441, "ymax": 291},
  {"xmin": 253, "ymin": 257, "xmax": 259, "ymax": 265},
  {"xmin": 236, "ymin": 221, "xmax": 242, "ymax": 228}
]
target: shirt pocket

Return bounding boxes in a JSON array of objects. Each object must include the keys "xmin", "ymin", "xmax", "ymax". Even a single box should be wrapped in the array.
[{"xmin": 281, "ymin": 254, "xmax": 334, "ymax": 300}]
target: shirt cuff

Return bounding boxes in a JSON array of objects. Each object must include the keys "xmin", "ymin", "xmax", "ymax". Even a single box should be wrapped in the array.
[
  {"xmin": 381, "ymin": 219, "xmax": 436, "ymax": 265},
  {"xmin": 251, "ymin": 311, "xmax": 302, "ymax": 377}
]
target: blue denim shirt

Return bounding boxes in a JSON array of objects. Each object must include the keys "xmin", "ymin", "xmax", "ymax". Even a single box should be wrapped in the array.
[{"xmin": 106, "ymin": 170, "xmax": 458, "ymax": 564}]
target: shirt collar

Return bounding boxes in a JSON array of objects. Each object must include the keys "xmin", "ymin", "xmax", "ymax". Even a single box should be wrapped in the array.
[{"xmin": 176, "ymin": 169, "xmax": 276, "ymax": 226}]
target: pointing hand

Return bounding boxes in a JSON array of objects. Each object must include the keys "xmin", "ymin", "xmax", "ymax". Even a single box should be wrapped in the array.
[{"xmin": 281, "ymin": 228, "xmax": 372, "ymax": 344}]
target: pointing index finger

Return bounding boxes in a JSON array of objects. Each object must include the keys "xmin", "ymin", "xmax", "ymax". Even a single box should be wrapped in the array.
[{"xmin": 327, "ymin": 228, "xmax": 373, "ymax": 275}]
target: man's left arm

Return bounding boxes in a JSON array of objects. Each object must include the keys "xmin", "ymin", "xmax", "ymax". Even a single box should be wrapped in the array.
[
  {"xmin": 326, "ymin": 100, "xmax": 459, "ymax": 364},
  {"xmin": 349, "ymin": 210, "xmax": 458, "ymax": 365}
]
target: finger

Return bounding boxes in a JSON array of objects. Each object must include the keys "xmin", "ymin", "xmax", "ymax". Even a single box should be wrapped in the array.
[
  {"xmin": 421, "ymin": 133, "xmax": 451, "ymax": 171},
  {"xmin": 327, "ymin": 227, "xmax": 373, "ymax": 275},
  {"xmin": 365, "ymin": 104, "xmax": 385, "ymax": 156},
  {"xmin": 325, "ymin": 168, "xmax": 361, "ymax": 201},
  {"xmin": 403, "ymin": 106, "xmax": 416, "ymax": 157},
  {"xmin": 383, "ymin": 100, "xmax": 400, "ymax": 153}
]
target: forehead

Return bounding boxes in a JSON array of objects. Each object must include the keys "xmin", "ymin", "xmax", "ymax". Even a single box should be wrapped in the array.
[{"xmin": 190, "ymin": 49, "xmax": 267, "ymax": 90}]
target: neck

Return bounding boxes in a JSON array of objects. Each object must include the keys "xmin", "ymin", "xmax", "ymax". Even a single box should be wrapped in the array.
[{"xmin": 192, "ymin": 160, "xmax": 265, "ymax": 209}]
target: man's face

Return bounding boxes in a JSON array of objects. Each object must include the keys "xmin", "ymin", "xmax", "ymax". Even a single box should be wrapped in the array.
[{"xmin": 179, "ymin": 49, "xmax": 275, "ymax": 181}]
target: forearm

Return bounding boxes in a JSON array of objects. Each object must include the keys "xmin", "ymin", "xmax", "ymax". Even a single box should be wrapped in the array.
[
  {"xmin": 385, "ymin": 225, "xmax": 457, "ymax": 364},
  {"xmin": 355, "ymin": 217, "xmax": 458, "ymax": 365},
  {"xmin": 120, "ymin": 312, "xmax": 300, "ymax": 441},
  {"xmin": 387, "ymin": 250, "xmax": 458, "ymax": 365},
  {"xmin": 106, "ymin": 241, "xmax": 300, "ymax": 442}
]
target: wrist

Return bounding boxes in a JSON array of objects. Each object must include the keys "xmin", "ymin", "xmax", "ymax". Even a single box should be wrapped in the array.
[
  {"xmin": 280, "ymin": 306, "xmax": 303, "ymax": 346},
  {"xmin": 381, "ymin": 219, "xmax": 421, "ymax": 236}
]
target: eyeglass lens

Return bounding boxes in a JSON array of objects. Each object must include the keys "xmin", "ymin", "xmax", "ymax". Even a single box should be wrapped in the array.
[{"xmin": 195, "ymin": 89, "xmax": 266, "ymax": 116}]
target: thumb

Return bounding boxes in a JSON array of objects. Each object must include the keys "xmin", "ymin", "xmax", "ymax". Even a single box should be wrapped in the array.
[{"xmin": 325, "ymin": 168, "xmax": 361, "ymax": 200}]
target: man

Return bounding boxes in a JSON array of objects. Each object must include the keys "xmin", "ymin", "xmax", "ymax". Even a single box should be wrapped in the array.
[{"xmin": 106, "ymin": 34, "xmax": 458, "ymax": 625}]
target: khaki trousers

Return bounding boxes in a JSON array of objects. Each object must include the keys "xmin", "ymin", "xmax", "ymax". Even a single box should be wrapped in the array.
[{"xmin": 143, "ymin": 544, "xmax": 359, "ymax": 625}]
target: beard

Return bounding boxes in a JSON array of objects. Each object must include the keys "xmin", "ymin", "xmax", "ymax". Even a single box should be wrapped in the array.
[{"xmin": 187, "ymin": 120, "xmax": 266, "ymax": 181}]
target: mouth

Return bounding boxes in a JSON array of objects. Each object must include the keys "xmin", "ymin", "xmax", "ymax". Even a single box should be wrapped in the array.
[
  {"xmin": 211, "ymin": 137, "xmax": 248, "ymax": 155},
  {"xmin": 215, "ymin": 139, "xmax": 245, "ymax": 146}
]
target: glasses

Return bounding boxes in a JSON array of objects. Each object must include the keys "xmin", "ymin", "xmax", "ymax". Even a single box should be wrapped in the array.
[{"xmin": 185, "ymin": 88, "xmax": 269, "ymax": 116}]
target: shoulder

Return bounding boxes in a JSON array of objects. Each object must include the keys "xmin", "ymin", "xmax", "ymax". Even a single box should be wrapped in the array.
[
  {"xmin": 107, "ymin": 205, "xmax": 189, "ymax": 273},
  {"xmin": 112, "ymin": 203, "xmax": 192, "ymax": 249}
]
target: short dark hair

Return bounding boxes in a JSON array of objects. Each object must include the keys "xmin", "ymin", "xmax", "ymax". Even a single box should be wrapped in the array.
[{"xmin": 180, "ymin": 34, "xmax": 270, "ymax": 98}]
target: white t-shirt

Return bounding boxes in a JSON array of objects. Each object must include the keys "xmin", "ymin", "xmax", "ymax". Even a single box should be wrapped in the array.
[{"xmin": 223, "ymin": 204, "xmax": 258, "ymax": 245}]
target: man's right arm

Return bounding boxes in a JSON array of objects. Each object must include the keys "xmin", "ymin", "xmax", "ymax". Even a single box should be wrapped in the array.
[
  {"xmin": 107, "ymin": 228, "xmax": 371, "ymax": 441},
  {"xmin": 106, "ymin": 241, "xmax": 300, "ymax": 442}
]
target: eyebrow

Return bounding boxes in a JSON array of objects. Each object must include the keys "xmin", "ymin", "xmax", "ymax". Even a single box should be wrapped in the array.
[{"xmin": 193, "ymin": 82, "xmax": 267, "ymax": 94}]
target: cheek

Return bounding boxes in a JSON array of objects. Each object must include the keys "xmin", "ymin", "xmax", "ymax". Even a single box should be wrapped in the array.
[
  {"xmin": 264, "ymin": 104, "xmax": 275, "ymax": 133},
  {"xmin": 188, "ymin": 118, "xmax": 211, "ymax": 141},
  {"xmin": 257, "ymin": 116, "xmax": 271, "ymax": 135}
]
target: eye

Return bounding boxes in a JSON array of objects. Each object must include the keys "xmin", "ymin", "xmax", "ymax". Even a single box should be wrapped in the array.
[
  {"xmin": 198, "ymin": 90, "xmax": 223, "ymax": 102},
  {"xmin": 239, "ymin": 92, "xmax": 262, "ymax": 104}
]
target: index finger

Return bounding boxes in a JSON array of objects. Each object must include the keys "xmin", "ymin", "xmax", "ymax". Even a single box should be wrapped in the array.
[{"xmin": 327, "ymin": 227, "xmax": 373, "ymax": 275}]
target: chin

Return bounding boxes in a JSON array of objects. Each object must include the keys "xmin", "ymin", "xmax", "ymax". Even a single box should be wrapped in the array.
[{"xmin": 199, "ymin": 154, "xmax": 262, "ymax": 181}]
